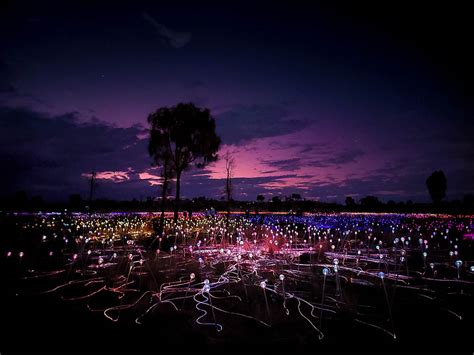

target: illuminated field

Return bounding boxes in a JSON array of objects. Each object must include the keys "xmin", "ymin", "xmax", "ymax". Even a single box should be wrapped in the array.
[{"xmin": 2, "ymin": 212, "xmax": 474, "ymax": 345}]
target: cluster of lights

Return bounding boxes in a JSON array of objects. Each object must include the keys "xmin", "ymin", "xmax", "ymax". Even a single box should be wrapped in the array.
[{"xmin": 4, "ymin": 211, "xmax": 474, "ymax": 341}]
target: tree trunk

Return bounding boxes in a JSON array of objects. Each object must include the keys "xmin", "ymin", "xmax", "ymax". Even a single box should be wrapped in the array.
[
  {"xmin": 159, "ymin": 176, "xmax": 168, "ymax": 235},
  {"xmin": 174, "ymin": 171, "xmax": 181, "ymax": 223}
]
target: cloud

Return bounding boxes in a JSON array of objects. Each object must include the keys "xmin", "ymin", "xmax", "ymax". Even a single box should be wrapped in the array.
[
  {"xmin": 0, "ymin": 60, "xmax": 17, "ymax": 95},
  {"xmin": 82, "ymin": 168, "xmax": 135, "ymax": 183},
  {"xmin": 0, "ymin": 106, "xmax": 153, "ymax": 200},
  {"xmin": 142, "ymin": 12, "xmax": 191, "ymax": 48},
  {"xmin": 311, "ymin": 149, "xmax": 364, "ymax": 167},
  {"xmin": 262, "ymin": 158, "xmax": 301, "ymax": 171},
  {"xmin": 215, "ymin": 104, "xmax": 310, "ymax": 144},
  {"xmin": 1, "ymin": 104, "xmax": 472, "ymax": 203},
  {"xmin": 184, "ymin": 80, "xmax": 206, "ymax": 89}
]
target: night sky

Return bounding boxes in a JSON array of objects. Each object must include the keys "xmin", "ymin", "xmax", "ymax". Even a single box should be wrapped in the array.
[{"xmin": 1, "ymin": 1, "xmax": 472, "ymax": 202}]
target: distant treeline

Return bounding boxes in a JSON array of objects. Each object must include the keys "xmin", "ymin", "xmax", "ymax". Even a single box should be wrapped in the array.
[{"xmin": 1, "ymin": 191, "xmax": 473, "ymax": 215}]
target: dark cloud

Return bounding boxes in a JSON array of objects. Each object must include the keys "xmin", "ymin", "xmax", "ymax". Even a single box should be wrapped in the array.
[
  {"xmin": 262, "ymin": 158, "xmax": 301, "ymax": 171},
  {"xmin": 142, "ymin": 12, "xmax": 191, "ymax": 48},
  {"xmin": 0, "ymin": 60, "xmax": 17, "ymax": 95},
  {"xmin": 216, "ymin": 104, "xmax": 310, "ymax": 145},
  {"xmin": 326, "ymin": 149, "xmax": 365, "ymax": 165},
  {"xmin": 0, "ymin": 106, "xmax": 152, "ymax": 201},
  {"xmin": 183, "ymin": 80, "xmax": 206, "ymax": 90},
  {"xmin": 310, "ymin": 149, "xmax": 364, "ymax": 167}
]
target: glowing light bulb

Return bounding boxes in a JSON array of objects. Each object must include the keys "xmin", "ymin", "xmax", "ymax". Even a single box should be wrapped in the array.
[
  {"xmin": 7, "ymin": 251, "xmax": 12, "ymax": 257},
  {"xmin": 279, "ymin": 274, "xmax": 285, "ymax": 281},
  {"xmin": 455, "ymin": 260, "xmax": 462, "ymax": 268},
  {"xmin": 322, "ymin": 268, "xmax": 329, "ymax": 276},
  {"xmin": 333, "ymin": 258, "xmax": 339, "ymax": 265},
  {"xmin": 260, "ymin": 281, "xmax": 266, "ymax": 289},
  {"xmin": 19, "ymin": 251, "xmax": 24, "ymax": 258},
  {"xmin": 190, "ymin": 273, "xmax": 195, "ymax": 280},
  {"xmin": 378, "ymin": 271, "xmax": 385, "ymax": 279}
]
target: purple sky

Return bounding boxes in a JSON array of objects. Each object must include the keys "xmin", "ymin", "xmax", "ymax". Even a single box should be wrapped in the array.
[{"xmin": 1, "ymin": 1, "xmax": 472, "ymax": 202}]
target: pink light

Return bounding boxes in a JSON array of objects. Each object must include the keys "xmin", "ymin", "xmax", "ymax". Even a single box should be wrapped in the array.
[{"xmin": 463, "ymin": 233, "xmax": 474, "ymax": 241}]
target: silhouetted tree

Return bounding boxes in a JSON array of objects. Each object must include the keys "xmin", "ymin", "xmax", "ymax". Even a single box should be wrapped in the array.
[
  {"xmin": 463, "ymin": 194, "xmax": 474, "ymax": 210},
  {"xmin": 360, "ymin": 195, "xmax": 381, "ymax": 210},
  {"xmin": 14, "ymin": 190, "xmax": 28, "ymax": 209},
  {"xmin": 269, "ymin": 195, "xmax": 282, "ymax": 212},
  {"xmin": 256, "ymin": 194, "xmax": 265, "ymax": 202},
  {"xmin": 387, "ymin": 200, "xmax": 396, "ymax": 211},
  {"xmin": 272, "ymin": 196, "xmax": 282, "ymax": 204},
  {"xmin": 291, "ymin": 193, "xmax": 302, "ymax": 200},
  {"xmin": 31, "ymin": 195, "xmax": 44, "ymax": 210},
  {"xmin": 345, "ymin": 196, "xmax": 356, "ymax": 207},
  {"xmin": 88, "ymin": 172, "xmax": 96, "ymax": 203},
  {"xmin": 155, "ymin": 159, "xmax": 174, "ymax": 234},
  {"xmin": 224, "ymin": 151, "xmax": 234, "ymax": 216},
  {"xmin": 148, "ymin": 103, "xmax": 221, "ymax": 222},
  {"xmin": 223, "ymin": 151, "xmax": 235, "ymax": 245},
  {"xmin": 426, "ymin": 170, "xmax": 447, "ymax": 204},
  {"xmin": 69, "ymin": 194, "xmax": 82, "ymax": 209}
]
